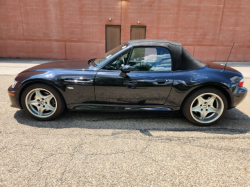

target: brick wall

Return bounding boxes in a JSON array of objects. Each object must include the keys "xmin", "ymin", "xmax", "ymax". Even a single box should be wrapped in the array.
[{"xmin": 0, "ymin": 0, "xmax": 250, "ymax": 62}]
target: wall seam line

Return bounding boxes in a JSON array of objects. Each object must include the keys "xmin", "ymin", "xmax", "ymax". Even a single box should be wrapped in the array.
[
  {"xmin": 18, "ymin": 0, "xmax": 25, "ymax": 39},
  {"xmin": 19, "ymin": 0, "xmax": 25, "ymax": 39},
  {"xmin": 121, "ymin": 1, "xmax": 122, "ymax": 24},
  {"xmin": 217, "ymin": 0, "xmax": 226, "ymax": 46},
  {"xmin": 65, "ymin": 42, "xmax": 67, "ymax": 60},
  {"xmin": 121, "ymin": 1, "xmax": 122, "ymax": 43},
  {"xmin": 18, "ymin": 0, "xmax": 27, "ymax": 57}
]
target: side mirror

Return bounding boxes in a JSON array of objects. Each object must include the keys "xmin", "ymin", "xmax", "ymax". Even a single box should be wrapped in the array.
[{"xmin": 121, "ymin": 65, "xmax": 131, "ymax": 73}]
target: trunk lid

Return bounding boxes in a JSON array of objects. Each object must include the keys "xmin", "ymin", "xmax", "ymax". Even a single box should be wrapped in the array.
[{"xmin": 204, "ymin": 61, "xmax": 240, "ymax": 73}]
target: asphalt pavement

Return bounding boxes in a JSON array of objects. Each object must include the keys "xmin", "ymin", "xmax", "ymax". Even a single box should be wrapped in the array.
[{"xmin": 0, "ymin": 58, "xmax": 250, "ymax": 186}]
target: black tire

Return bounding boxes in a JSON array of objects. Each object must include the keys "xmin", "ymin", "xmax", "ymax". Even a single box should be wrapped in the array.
[
  {"xmin": 21, "ymin": 83, "xmax": 66, "ymax": 121},
  {"xmin": 182, "ymin": 87, "xmax": 228, "ymax": 126}
]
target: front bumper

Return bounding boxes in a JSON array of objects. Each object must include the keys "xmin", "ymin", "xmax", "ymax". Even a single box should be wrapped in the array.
[
  {"xmin": 8, "ymin": 86, "xmax": 21, "ymax": 109},
  {"xmin": 232, "ymin": 87, "xmax": 248, "ymax": 108}
]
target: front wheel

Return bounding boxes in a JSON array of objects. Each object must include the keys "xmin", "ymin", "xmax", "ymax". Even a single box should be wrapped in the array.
[
  {"xmin": 21, "ymin": 84, "xmax": 65, "ymax": 120},
  {"xmin": 182, "ymin": 88, "xmax": 228, "ymax": 126}
]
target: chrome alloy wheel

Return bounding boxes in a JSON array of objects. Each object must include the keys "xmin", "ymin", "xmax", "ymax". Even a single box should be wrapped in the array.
[
  {"xmin": 190, "ymin": 93, "xmax": 224, "ymax": 124},
  {"xmin": 25, "ymin": 88, "xmax": 57, "ymax": 118}
]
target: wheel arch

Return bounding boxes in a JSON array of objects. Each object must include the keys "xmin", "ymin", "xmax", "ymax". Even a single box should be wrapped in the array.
[
  {"xmin": 18, "ymin": 80, "xmax": 66, "ymax": 109},
  {"xmin": 180, "ymin": 85, "xmax": 233, "ymax": 110}
]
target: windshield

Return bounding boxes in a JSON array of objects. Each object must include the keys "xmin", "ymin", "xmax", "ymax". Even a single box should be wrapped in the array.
[{"xmin": 92, "ymin": 43, "xmax": 129, "ymax": 67}]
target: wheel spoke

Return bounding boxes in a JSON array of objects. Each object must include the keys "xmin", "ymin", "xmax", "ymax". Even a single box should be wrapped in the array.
[
  {"xmin": 208, "ymin": 105, "xmax": 219, "ymax": 114},
  {"xmin": 37, "ymin": 106, "xmax": 45, "ymax": 116},
  {"xmin": 207, "ymin": 95, "xmax": 216, "ymax": 106},
  {"xmin": 27, "ymin": 100, "xmax": 39, "ymax": 107},
  {"xmin": 192, "ymin": 105, "xmax": 201, "ymax": 112},
  {"xmin": 200, "ymin": 110, "xmax": 207, "ymax": 120},
  {"xmin": 44, "ymin": 104, "xmax": 55, "ymax": 112},
  {"xmin": 44, "ymin": 94, "xmax": 53, "ymax": 103},
  {"xmin": 35, "ymin": 90, "xmax": 43, "ymax": 100},
  {"xmin": 197, "ymin": 96, "xmax": 205, "ymax": 106}
]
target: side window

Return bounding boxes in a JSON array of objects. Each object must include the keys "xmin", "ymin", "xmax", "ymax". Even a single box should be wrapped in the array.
[
  {"xmin": 128, "ymin": 47, "xmax": 171, "ymax": 71},
  {"xmin": 102, "ymin": 49, "xmax": 131, "ymax": 70}
]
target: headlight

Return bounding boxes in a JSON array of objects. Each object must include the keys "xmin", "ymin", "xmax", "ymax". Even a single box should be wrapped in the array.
[{"xmin": 12, "ymin": 80, "xmax": 18, "ymax": 88}]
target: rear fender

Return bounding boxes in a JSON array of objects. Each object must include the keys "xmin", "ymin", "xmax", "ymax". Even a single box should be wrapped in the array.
[{"xmin": 164, "ymin": 68, "xmax": 237, "ymax": 110}]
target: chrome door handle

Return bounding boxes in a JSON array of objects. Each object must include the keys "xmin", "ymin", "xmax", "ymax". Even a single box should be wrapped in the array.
[
  {"xmin": 77, "ymin": 80, "xmax": 93, "ymax": 83},
  {"xmin": 154, "ymin": 79, "xmax": 169, "ymax": 85},
  {"xmin": 154, "ymin": 79, "xmax": 168, "ymax": 83}
]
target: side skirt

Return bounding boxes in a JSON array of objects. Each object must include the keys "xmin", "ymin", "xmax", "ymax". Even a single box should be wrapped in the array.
[{"xmin": 68, "ymin": 104, "xmax": 175, "ymax": 111}]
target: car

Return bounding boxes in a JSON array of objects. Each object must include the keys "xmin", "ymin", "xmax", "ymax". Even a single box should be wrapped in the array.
[{"xmin": 8, "ymin": 39, "xmax": 247, "ymax": 126}]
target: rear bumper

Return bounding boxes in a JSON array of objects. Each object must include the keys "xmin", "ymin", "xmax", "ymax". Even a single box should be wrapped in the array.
[
  {"xmin": 8, "ymin": 86, "xmax": 21, "ymax": 109},
  {"xmin": 231, "ymin": 87, "xmax": 248, "ymax": 108}
]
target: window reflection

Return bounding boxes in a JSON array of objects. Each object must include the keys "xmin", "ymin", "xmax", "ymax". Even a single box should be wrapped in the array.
[
  {"xmin": 128, "ymin": 47, "xmax": 172, "ymax": 71},
  {"xmin": 102, "ymin": 49, "xmax": 131, "ymax": 70},
  {"xmin": 93, "ymin": 43, "xmax": 129, "ymax": 68}
]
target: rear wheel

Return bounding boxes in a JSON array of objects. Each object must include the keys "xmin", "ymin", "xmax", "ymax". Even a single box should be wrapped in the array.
[
  {"xmin": 21, "ymin": 84, "xmax": 65, "ymax": 120},
  {"xmin": 182, "ymin": 88, "xmax": 228, "ymax": 126}
]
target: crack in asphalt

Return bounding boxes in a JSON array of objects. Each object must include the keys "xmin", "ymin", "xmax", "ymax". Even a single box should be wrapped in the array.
[
  {"xmin": 60, "ymin": 141, "xmax": 85, "ymax": 183},
  {"xmin": 2, "ymin": 130, "xmax": 250, "ymax": 185}
]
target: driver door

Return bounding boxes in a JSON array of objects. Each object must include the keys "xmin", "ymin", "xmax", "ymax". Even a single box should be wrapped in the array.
[{"xmin": 94, "ymin": 46, "xmax": 173, "ymax": 105}]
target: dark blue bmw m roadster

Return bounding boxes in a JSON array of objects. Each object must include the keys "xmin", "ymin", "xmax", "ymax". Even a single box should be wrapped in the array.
[{"xmin": 8, "ymin": 39, "xmax": 247, "ymax": 126}]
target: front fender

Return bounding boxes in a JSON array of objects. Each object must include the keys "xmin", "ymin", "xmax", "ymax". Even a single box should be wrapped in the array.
[
  {"xmin": 13, "ymin": 70, "xmax": 96, "ymax": 109},
  {"xmin": 12, "ymin": 71, "xmax": 64, "ymax": 109}
]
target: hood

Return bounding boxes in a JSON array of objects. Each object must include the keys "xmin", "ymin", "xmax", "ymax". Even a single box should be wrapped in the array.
[
  {"xmin": 204, "ymin": 61, "xmax": 240, "ymax": 73},
  {"xmin": 24, "ymin": 60, "xmax": 90, "ymax": 72}
]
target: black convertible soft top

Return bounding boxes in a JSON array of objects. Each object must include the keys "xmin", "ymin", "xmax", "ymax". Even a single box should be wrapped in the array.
[{"xmin": 127, "ymin": 39, "xmax": 205, "ymax": 71}]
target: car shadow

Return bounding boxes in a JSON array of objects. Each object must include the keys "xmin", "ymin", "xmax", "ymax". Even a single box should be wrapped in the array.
[{"xmin": 14, "ymin": 108, "xmax": 250, "ymax": 135}]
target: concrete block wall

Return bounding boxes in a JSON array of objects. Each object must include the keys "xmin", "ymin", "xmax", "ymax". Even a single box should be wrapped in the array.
[{"xmin": 0, "ymin": 0, "xmax": 250, "ymax": 62}]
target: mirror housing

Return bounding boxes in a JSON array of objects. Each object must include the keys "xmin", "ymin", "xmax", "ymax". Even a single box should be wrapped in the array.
[{"xmin": 121, "ymin": 65, "xmax": 131, "ymax": 73}]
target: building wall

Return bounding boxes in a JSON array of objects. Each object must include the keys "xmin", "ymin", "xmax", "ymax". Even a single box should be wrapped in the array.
[{"xmin": 0, "ymin": 0, "xmax": 250, "ymax": 62}]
